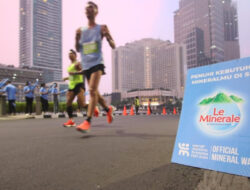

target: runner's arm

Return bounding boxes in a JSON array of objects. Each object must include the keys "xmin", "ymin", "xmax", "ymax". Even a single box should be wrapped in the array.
[
  {"xmin": 75, "ymin": 28, "xmax": 82, "ymax": 52},
  {"xmin": 74, "ymin": 62, "xmax": 82, "ymax": 71},
  {"xmin": 101, "ymin": 25, "xmax": 116, "ymax": 49},
  {"xmin": 68, "ymin": 70, "xmax": 84, "ymax": 75},
  {"xmin": 63, "ymin": 77, "xmax": 69, "ymax": 81}
]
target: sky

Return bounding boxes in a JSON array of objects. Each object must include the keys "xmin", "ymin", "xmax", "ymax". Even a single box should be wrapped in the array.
[{"xmin": 0, "ymin": 0, "xmax": 250, "ymax": 94}]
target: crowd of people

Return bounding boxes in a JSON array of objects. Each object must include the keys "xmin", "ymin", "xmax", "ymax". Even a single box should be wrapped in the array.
[{"xmin": 0, "ymin": 78, "xmax": 62, "ymax": 116}]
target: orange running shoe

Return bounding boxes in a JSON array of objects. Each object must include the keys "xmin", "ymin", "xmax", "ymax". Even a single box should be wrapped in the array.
[
  {"xmin": 63, "ymin": 119, "xmax": 76, "ymax": 128},
  {"xmin": 93, "ymin": 107, "xmax": 99, "ymax": 117},
  {"xmin": 76, "ymin": 120, "xmax": 91, "ymax": 133},
  {"xmin": 107, "ymin": 106, "xmax": 114, "ymax": 124}
]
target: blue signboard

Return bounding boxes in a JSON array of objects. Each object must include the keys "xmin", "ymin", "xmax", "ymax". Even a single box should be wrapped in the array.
[{"xmin": 172, "ymin": 57, "xmax": 250, "ymax": 177}]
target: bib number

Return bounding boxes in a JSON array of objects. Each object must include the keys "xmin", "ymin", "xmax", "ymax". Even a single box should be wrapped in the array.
[{"xmin": 83, "ymin": 42, "xmax": 98, "ymax": 55}]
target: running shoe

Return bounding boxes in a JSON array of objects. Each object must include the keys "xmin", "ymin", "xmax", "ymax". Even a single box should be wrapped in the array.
[
  {"xmin": 76, "ymin": 120, "xmax": 91, "ymax": 133},
  {"xmin": 63, "ymin": 119, "xmax": 76, "ymax": 128},
  {"xmin": 94, "ymin": 107, "xmax": 99, "ymax": 117},
  {"xmin": 107, "ymin": 106, "xmax": 114, "ymax": 124}
]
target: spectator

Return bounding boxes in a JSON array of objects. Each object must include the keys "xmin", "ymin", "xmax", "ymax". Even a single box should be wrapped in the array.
[
  {"xmin": 50, "ymin": 83, "xmax": 59, "ymax": 114},
  {"xmin": 0, "ymin": 80, "xmax": 17, "ymax": 115},
  {"xmin": 40, "ymin": 83, "xmax": 49, "ymax": 115},
  {"xmin": 23, "ymin": 80, "xmax": 38, "ymax": 115}
]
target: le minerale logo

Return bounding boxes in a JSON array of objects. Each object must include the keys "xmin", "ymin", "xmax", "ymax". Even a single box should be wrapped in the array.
[{"xmin": 198, "ymin": 92, "xmax": 243, "ymax": 135}]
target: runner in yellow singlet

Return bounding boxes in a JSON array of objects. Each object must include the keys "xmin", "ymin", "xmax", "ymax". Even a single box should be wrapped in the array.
[{"xmin": 63, "ymin": 49, "xmax": 98, "ymax": 127}]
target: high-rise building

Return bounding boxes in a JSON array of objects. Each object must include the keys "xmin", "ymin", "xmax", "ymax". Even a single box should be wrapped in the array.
[
  {"xmin": 223, "ymin": 0, "xmax": 240, "ymax": 61},
  {"xmin": 19, "ymin": 0, "xmax": 62, "ymax": 83},
  {"xmin": 174, "ymin": 0, "xmax": 240, "ymax": 69},
  {"xmin": 112, "ymin": 39, "xmax": 187, "ymax": 98}
]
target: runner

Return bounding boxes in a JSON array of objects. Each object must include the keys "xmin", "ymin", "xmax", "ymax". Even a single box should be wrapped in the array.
[
  {"xmin": 73, "ymin": 1, "xmax": 116, "ymax": 133},
  {"xmin": 63, "ymin": 49, "xmax": 99, "ymax": 128}
]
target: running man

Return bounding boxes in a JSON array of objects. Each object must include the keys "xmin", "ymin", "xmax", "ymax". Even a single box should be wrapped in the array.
[
  {"xmin": 63, "ymin": 49, "xmax": 98, "ymax": 128},
  {"xmin": 73, "ymin": 1, "xmax": 116, "ymax": 132}
]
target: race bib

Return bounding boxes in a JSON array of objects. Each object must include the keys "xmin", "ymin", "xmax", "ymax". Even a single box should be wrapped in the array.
[{"xmin": 83, "ymin": 41, "xmax": 98, "ymax": 55}]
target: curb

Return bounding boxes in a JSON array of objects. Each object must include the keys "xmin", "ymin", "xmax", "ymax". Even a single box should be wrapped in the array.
[{"xmin": 195, "ymin": 170, "xmax": 250, "ymax": 190}]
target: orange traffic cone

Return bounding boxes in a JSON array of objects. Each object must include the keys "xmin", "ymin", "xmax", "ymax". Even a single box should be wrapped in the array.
[
  {"xmin": 147, "ymin": 106, "xmax": 151, "ymax": 115},
  {"xmin": 173, "ymin": 107, "xmax": 177, "ymax": 115},
  {"xmin": 162, "ymin": 107, "xmax": 166, "ymax": 115},
  {"xmin": 123, "ymin": 105, "xmax": 127, "ymax": 116},
  {"xmin": 130, "ymin": 106, "xmax": 134, "ymax": 116}
]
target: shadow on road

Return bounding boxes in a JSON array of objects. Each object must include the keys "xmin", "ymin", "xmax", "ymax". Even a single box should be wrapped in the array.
[{"xmin": 101, "ymin": 163, "xmax": 203, "ymax": 190}]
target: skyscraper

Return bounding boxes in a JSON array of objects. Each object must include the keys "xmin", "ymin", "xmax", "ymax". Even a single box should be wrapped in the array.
[
  {"xmin": 19, "ymin": 0, "xmax": 62, "ymax": 82},
  {"xmin": 174, "ymin": 0, "xmax": 240, "ymax": 69},
  {"xmin": 223, "ymin": 0, "xmax": 240, "ymax": 61},
  {"xmin": 112, "ymin": 39, "xmax": 187, "ymax": 98}
]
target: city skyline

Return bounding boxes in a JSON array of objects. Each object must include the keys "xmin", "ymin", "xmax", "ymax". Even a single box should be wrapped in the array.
[{"xmin": 0, "ymin": 0, "xmax": 250, "ymax": 93}]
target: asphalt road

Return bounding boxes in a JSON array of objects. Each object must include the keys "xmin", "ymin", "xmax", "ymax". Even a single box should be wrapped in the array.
[{"xmin": 1, "ymin": 115, "xmax": 247, "ymax": 190}]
